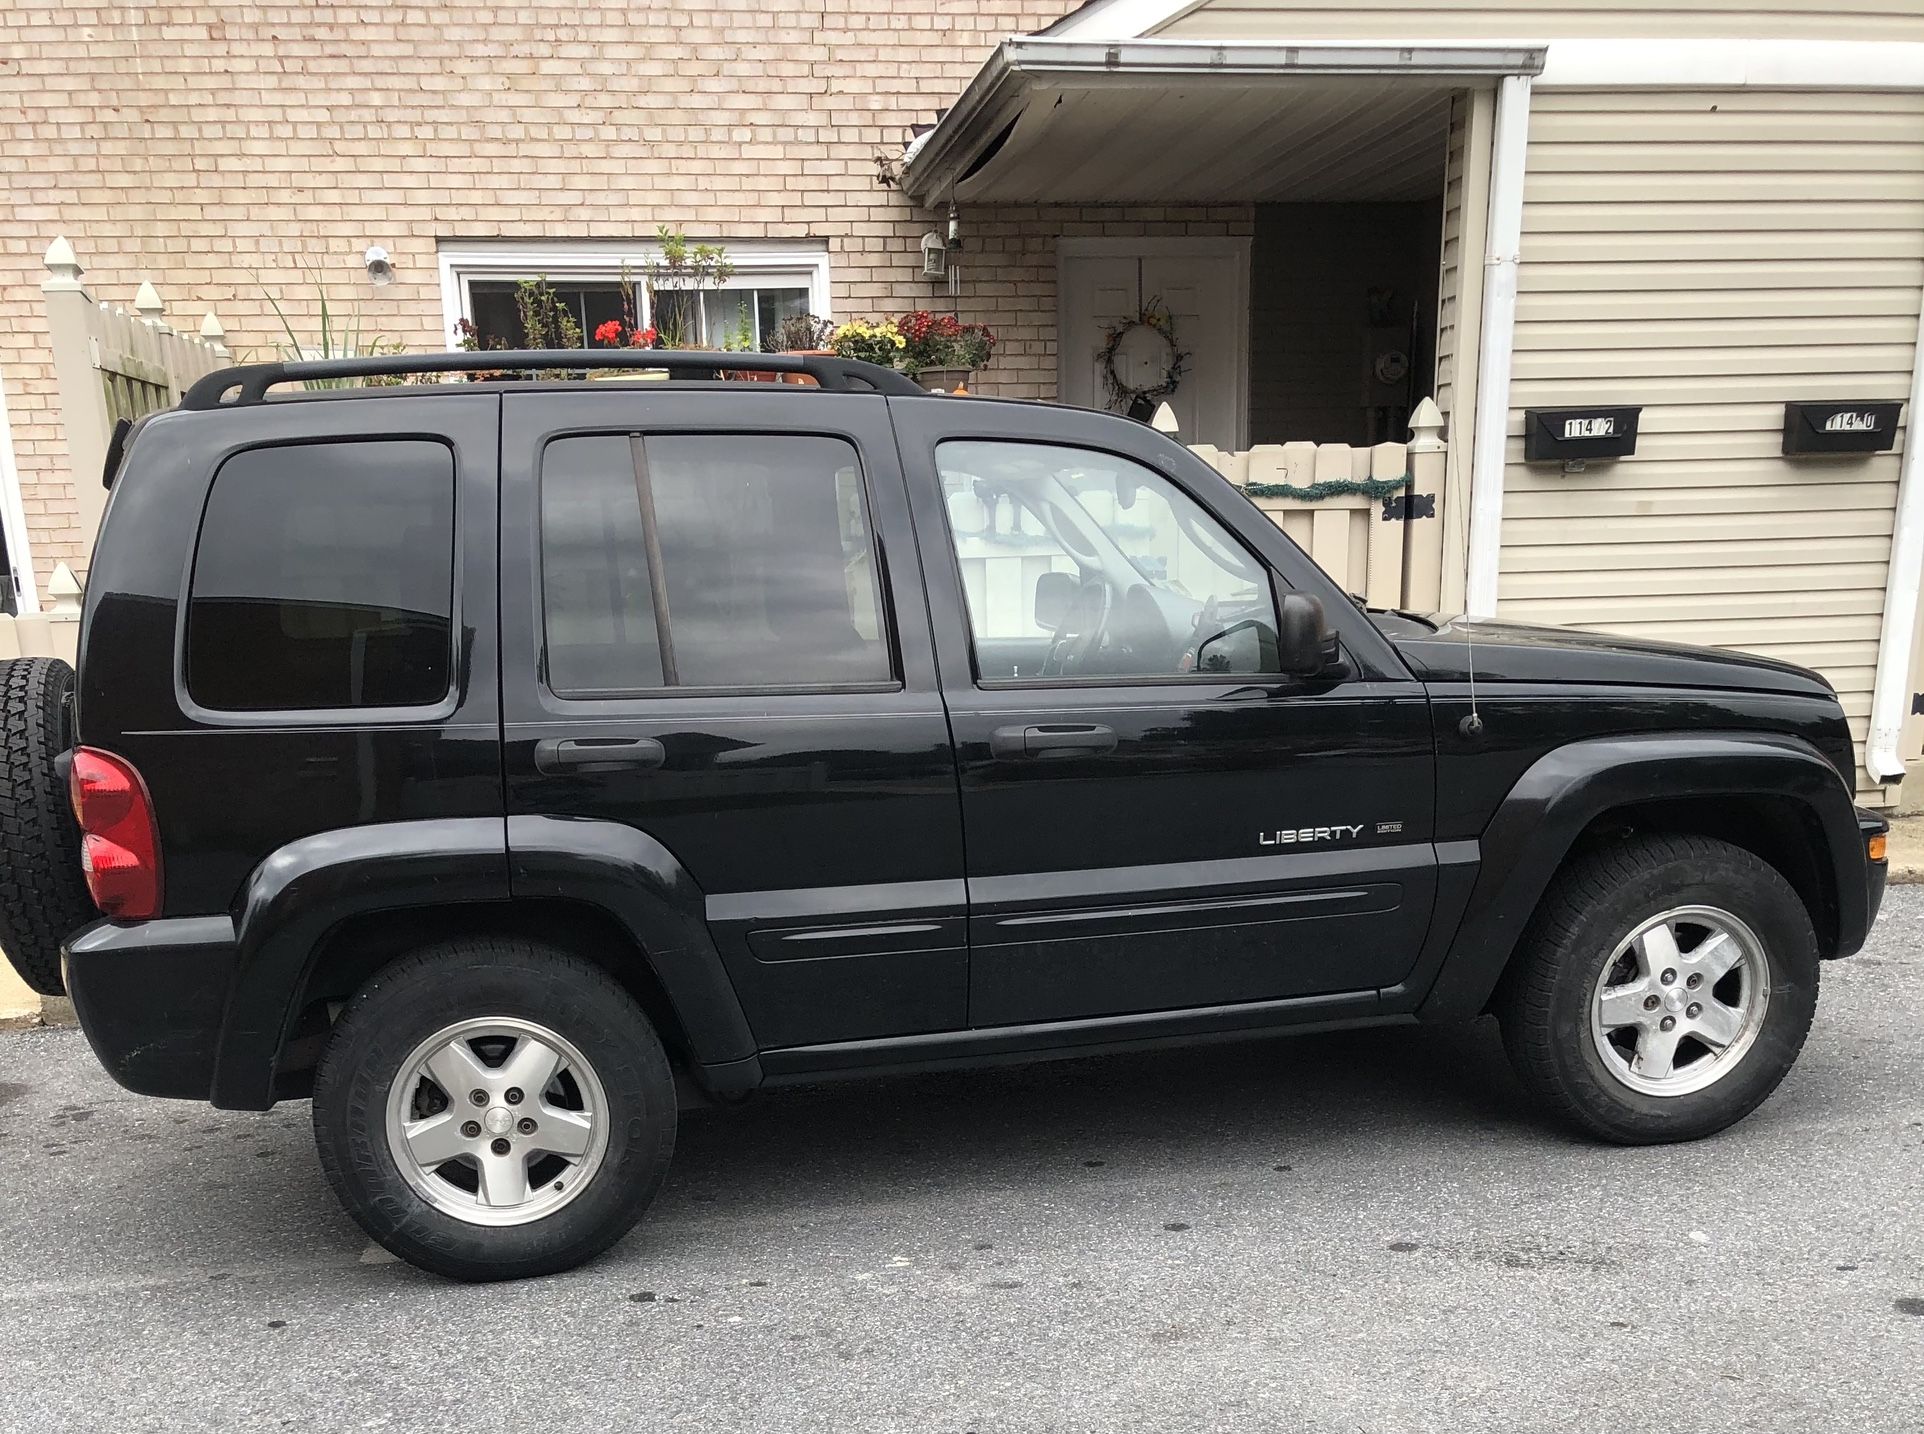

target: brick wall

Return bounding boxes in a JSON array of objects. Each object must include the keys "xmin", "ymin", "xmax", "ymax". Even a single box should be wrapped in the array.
[{"xmin": 0, "ymin": 0, "xmax": 1250, "ymax": 586}]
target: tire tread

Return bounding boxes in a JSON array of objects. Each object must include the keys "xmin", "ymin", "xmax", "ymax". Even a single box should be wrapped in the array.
[
  {"xmin": 0, "ymin": 657, "xmax": 93, "ymax": 996},
  {"xmin": 1499, "ymin": 832, "xmax": 1817, "ymax": 1144},
  {"xmin": 311, "ymin": 935, "xmax": 677, "ymax": 1282}
]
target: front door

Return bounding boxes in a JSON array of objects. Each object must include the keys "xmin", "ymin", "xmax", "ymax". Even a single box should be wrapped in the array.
[
  {"xmin": 498, "ymin": 387, "xmax": 967, "ymax": 1049},
  {"xmin": 893, "ymin": 397, "xmax": 1436, "ymax": 1028},
  {"xmin": 1058, "ymin": 239, "xmax": 1248, "ymax": 449}
]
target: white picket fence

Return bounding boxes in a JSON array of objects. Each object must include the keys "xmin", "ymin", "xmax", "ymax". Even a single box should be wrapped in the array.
[
  {"xmin": 1191, "ymin": 398, "xmax": 1446, "ymax": 612},
  {"xmin": 39, "ymin": 236, "xmax": 233, "ymax": 577}
]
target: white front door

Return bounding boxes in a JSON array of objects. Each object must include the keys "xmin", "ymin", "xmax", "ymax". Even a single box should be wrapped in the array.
[{"xmin": 1058, "ymin": 239, "xmax": 1249, "ymax": 451}]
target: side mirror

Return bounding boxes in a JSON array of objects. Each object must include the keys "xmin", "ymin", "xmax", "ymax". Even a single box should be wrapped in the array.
[
  {"xmin": 1034, "ymin": 570, "xmax": 1076, "ymax": 631},
  {"xmin": 1276, "ymin": 592, "xmax": 1339, "ymax": 676}
]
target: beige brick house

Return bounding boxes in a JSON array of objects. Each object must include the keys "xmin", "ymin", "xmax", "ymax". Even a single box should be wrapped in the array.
[{"xmin": 3, "ymin": 0, "xmax": 1924, "ymax": 805}]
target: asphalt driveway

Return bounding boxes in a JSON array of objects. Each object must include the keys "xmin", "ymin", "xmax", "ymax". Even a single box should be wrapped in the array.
[{"xmin": 3, "ymin": 890, "xmax": 1922, "ymax": 1433}]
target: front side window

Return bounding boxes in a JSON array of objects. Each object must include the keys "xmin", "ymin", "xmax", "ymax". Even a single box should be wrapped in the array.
[
  {"xmin": 541, "ymin": 434, "xmax": 890, "ymax": 695},
  {"xmin": 187, "ymin": 441, "xmax": 455, "ymax": 711},
  {"xmin": 937, "ymin": 440, "xmax": 1280, "ymax": 682}
]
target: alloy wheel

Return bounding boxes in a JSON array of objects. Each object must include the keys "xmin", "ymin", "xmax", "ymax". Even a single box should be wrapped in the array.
[
  {"xmin": 383, "ymin": 1016, "xmax": 609, "ymax": 1226},
  {"xmin": 1588, "ymin": 905, "xmax": 1772, "ymax": 1098}
]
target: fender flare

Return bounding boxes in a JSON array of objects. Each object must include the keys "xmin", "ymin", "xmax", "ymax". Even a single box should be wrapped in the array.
[
  {"xmin": 505, "ymin": 813, "xmax": 758, "ymax": 1082},
  {"xmin": 1414, "ymin": 731, "xmax": 1866, "ymax": 1023},
  {"xmin": 213, "ymin": 818, "xmax": 511, "ymax": 1108},
  {"xmin": 212, "ymin": 816, "xmax": 761, "ymax": 1110}
]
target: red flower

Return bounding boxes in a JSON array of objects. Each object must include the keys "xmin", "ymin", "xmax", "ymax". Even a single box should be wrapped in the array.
[
  {"xmin": 593, "ymin": 319, "xmax": 624, "ymax": 346},
  {"xmin": 629, "ymin": 326, "xmax": 658, "ymax": 348},
  {"xmin": 899, "ymin": 309, "xmax": 961, "ymax": 343}
]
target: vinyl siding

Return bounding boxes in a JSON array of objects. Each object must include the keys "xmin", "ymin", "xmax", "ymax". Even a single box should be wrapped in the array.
[
  {"xmin": 1497, "ymin": 89, "xmax": 1924, "ymax": 801},
  {"xmin": 1432, "ymin": 95, "xmax": 1469, "ymax": 428},
  {"xmin": 1153, "ymin": 0, "xmax": 1924, "ymax": 42},
  {"xmin": 1432, "ymin": 89, "xmax": 1491, "ymax": 614}
]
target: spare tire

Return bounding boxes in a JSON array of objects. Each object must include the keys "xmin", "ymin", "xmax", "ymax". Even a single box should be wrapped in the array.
[{"xmin": 0, "ymin": 657, "xmax": 95, "ymax": 995}]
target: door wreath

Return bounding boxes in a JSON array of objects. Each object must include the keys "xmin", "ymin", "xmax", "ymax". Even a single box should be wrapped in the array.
[{"xmin": 1099, "ymin": 299, "xmax": 1190, "ymax": 421}]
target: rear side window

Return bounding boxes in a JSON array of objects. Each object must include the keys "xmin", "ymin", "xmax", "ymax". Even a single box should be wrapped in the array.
[
  {"xmin": 187, "ymin": 440, "xmax": 456, "ymax": 712},
  {"xmin": 540, "ymin": 433, "xmax": 890, "ymax": 695}
]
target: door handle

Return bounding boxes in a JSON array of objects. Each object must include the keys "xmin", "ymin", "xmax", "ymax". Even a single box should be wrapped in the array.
[
  {"xmin": 534, "ymin": 737, "xmax": 667, "ymax": 774},
  {"xmin": 989, "ymin": 723, "xmax": 1118, "ymax": 759}
]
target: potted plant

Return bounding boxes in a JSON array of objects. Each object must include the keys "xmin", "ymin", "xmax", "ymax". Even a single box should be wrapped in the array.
[
  {"xmin": 760, "ymin": 313, "xmax": 837, "ymax": 384},
  {"xmin": 898, "ymin": 310, "xmax": 994, "ymax": 392},
  {"xmin": 830, "ymin": 318, "xmax": 906, "ymax": 370},
  {"xmin": 590, "ymin": 315, "xmax": 664, "ymax": 380},
  {"xmin": 766, "ymin": 313, "xmax": 836, "ymax": 355},
  {"xmin": 452, "ymin": 278, "xmax": 585, "ymax": 380},
  {"xmin": 954, "ymin": 321, "xmax": 995, "ymax": 391},
  {"xmin": 644, "ymin": 225, "xmax": 733, "ymax": 353}
]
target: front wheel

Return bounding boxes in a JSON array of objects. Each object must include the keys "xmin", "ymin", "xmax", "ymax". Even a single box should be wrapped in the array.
[
  {"xmin": 312, "ymin": 938, "xmax": 677, "ymax": 1281},
  {"xmin": 1498, "ymin": 834, "xmax": 1819, "ymax": 1144}
]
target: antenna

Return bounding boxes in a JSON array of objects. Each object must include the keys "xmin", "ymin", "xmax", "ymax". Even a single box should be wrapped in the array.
[{"xmin": 1461, "ymin": 618, "xmax": 1484, "ymax": 738}]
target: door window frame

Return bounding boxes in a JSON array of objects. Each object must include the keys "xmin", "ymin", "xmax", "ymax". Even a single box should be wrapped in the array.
[
  {"xmin": 532, "ymin": 426, "xmax": 904, "ymax": 702},
  {"xmin": 931, "ymin": 435, "xmax": 1297, "ymax": 692}
]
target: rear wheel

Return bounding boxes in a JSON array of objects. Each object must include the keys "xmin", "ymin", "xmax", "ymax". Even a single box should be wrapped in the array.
[
  {"xmin": 1498, "ymin": 834, "xmax": 1819, "ymax": 1144},
  {"xmin": 0, "ymin": 657, "xmax": 94, "ymax": 996},
  {"xmin": 312, "ymin": 937, "xmax": 676, "ymax": 1281}
]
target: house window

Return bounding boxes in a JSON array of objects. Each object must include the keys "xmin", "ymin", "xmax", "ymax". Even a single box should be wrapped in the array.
[
  {"xmin": 440, "ymin": 243, "xmax": 830, "ymax": 352},
  {"xmin": 468, "ymin": 281, "xmax": 627, "ymax": 351}
]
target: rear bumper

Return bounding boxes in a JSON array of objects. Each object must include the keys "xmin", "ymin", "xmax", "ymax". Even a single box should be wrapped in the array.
[{"xmin": 62, "ymin": 916, "xmax": 237, "ymax": 1101}]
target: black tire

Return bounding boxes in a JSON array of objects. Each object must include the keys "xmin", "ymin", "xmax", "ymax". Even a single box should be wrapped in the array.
[
  {"xmin": 0, "ymin": 657, "xmax": 94, "ymax": 996},
  {"xmin": 1498, "ymin": 833, "xmax": 1819, "ymax": 1145},
  {"xmin": 312, "ymin": 937, "xmax": 677, "ymax": 1281}
]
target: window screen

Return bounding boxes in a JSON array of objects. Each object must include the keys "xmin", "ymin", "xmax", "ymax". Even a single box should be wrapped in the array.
[
  {"xmin": 540, "ymin": 433, "xmax": 890, "ymax": 695},
  {"xmin": 187, "ymin": 441, "xmax": 455, "ymax": 711}
]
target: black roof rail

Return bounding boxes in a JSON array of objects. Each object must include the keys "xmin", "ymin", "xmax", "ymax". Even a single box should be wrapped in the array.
[{"xmin": 180, "ymin": 349, "xmax": 926, "ymax": 409}]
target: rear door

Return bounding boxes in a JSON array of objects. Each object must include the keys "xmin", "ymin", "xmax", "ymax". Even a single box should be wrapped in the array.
[
  {"xmin": 892, "ymin": 397, "xmax": 1437, "ymax": 1028},
  {"xmin": 498, "ymin": 387, "xmax": 966, "ymax": 1049}
]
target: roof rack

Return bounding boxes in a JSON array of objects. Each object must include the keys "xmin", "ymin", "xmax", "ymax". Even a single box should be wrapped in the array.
[{"xmin": 180, "ymin": 349, "xmax": 926, "ymax": 409}]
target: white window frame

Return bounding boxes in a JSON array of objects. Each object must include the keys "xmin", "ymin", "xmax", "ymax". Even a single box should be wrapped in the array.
[{"xmin": 435, "ymin": 240, "xmax": 832, "ymax": 352}]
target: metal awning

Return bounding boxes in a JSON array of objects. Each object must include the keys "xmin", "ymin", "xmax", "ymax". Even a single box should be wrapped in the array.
[{"xmin": 901, "ymin": 37, "xmax": 1545, "ymax": 207}]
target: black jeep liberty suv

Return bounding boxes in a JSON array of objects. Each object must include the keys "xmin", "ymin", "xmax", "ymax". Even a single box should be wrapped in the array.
[{"xmin": 0, "ymin": 350, "xmax": 1887, "ymax": 1282}]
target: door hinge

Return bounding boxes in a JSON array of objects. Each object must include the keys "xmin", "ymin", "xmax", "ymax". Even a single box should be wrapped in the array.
[
  {"xmin": 1381, "ymin": 493, "xmax": 1435, "ymax": 522},
  {"xmin": 1911, "ymin": 692, "xmax": 1924, "ymax": 716}
]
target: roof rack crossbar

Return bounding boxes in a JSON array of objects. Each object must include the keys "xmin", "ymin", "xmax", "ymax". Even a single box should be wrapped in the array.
[{"xmin": 180, "ymin": 349, "xmax": 925, "ymax": 409}]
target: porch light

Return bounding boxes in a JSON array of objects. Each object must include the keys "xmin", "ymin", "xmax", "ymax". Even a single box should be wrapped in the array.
[{"xmin": 920, "ymin": 231, "xmax": 948, "ymax": 280}]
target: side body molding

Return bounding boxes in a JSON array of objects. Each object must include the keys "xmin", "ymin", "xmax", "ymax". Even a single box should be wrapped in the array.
[
  {"xmin": 506, "ymin": 814, "xmax": 760, "ymax": 1082},
  {"xmin": 214, "ymin": 817, "xmax": 511, "ymax": 1109},
  {"xmin": 1413, "ymin": 732, "xmax": 1867, "ymax": 1023}
]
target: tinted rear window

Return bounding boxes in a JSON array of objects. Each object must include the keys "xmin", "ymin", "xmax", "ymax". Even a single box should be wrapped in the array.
[
  {"xmin": 187, "ymin": 440, "xmax": 455, "ymax": 712},
  {"xmin": 540, "ymin": 432, "xmax": 890, "ymax": 694}
]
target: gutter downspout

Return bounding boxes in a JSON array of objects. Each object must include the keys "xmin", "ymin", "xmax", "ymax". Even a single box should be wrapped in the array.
[
  {"xmin": 1864, "ymin": 305, "xmax": 1924, "ymax": 782},
  {"xmin": 1464, "ymin": 73, "xmax": 1532, "ymax": 620}
]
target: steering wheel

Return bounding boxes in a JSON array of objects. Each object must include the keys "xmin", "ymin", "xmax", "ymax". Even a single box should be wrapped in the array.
[
  {"xmin": 1194, "ymin": 595, "xmax": 1221, "ymax": 642},
  {"xmin": 1043, "ymin": 579, "xmax": 1113, "ymax": 676}
]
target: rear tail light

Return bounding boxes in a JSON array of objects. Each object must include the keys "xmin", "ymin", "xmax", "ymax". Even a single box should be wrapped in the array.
[{"xmin": 69, "ymin": 746, "xmax": 163, "ymax": 919}]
